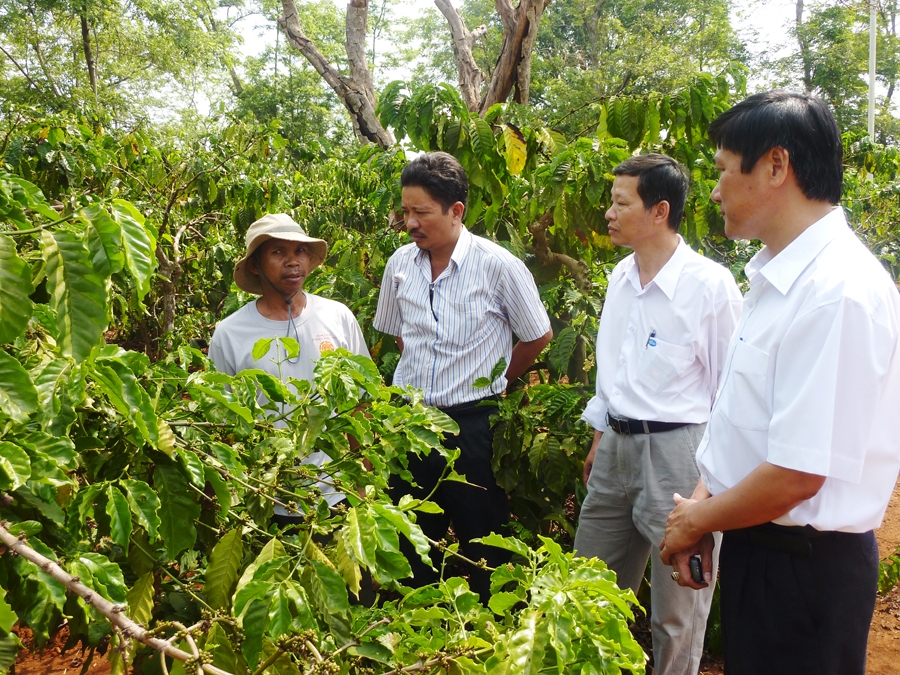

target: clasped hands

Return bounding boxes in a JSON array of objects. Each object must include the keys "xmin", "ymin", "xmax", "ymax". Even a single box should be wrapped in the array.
[{"xmin": 659, "ymin": 493, "xmax": 715, "ymax": 590}]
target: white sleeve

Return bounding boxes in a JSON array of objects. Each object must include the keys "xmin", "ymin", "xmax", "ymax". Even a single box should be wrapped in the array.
[{"xmin": 373, "ymin": 253, "xmax": 402, "ymax": 337}]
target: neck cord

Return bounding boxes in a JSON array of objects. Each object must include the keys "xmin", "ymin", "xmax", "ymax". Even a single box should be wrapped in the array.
[{"xmin": 256, "ymin": 266, "xmax": 303, "ymax": 365}]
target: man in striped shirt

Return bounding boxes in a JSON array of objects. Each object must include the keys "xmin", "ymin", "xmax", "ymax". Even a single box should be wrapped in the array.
[{"xmin": 374, "ymin": 151, "xmax": 552, "ymax": 602}]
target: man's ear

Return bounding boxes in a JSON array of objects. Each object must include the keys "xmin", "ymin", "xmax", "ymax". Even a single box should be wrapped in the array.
[
  {"xmin": 451, "ymin": 201, "xmax": 465, "ymax": 222},
  {"xmin": 768, "ymin": 147, "xmax": 791, "ymax": 188},
  {"xmin": 652, "ymin": 200, "xmax": 671, "ymax": 226}
]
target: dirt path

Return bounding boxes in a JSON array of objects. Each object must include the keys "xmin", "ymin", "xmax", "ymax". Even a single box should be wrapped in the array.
[{"xmin": 866, "ymin": 486, "xmax": 900, "ymax": 674}]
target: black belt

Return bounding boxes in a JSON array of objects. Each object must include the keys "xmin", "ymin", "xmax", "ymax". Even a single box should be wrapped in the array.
[
  {"xmin": 728, "ymin": 522, "xmax": 837, "ymax": 557},
  {"xmin": 438, "ymin": 395, "xmax": 500, "ymax": 416},
  {"xmin": 606, "ymin": 413, "xmax": 689, "ymax": 435}
]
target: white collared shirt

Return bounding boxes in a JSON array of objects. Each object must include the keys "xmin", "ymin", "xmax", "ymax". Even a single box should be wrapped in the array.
[
  {"xmin": 696, "ymin": 208, "xmax": 900, "ymax": 532},
  {"xmin": 373, "ymin": 227, "xmax": 551, "ymax": 408},
  {"xmin": 581, "ymin": 237, "xmax": 742, "ymax": 430}
]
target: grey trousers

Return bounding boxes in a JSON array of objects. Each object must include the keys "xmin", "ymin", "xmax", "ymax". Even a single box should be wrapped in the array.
[{"xmin": 574, "ymin": 423, "xmax": 719, "ymax": 675}]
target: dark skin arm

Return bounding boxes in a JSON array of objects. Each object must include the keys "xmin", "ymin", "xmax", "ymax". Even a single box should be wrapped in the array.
[
  {"xmin": 505, "ymin": 329, "xmax": 553, "ymax": 386},
  {"xmin": 659, "ymin": 462, "xmax": 826, "ymax": 589}
]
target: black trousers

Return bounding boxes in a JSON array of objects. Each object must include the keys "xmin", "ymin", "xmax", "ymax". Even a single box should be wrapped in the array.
[
  {"xmin": 389, "ymin": 398, "xmax": 510, "ymax": 603},
  {"xmin": 720, "ymin": 523, "xmax": 879, "ymax": 675}
]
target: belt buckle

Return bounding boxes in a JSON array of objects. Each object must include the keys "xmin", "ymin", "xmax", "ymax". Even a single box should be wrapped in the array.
[{"xmin": 608, "ymin": 415, "xmax": 630, "ymax": 435}]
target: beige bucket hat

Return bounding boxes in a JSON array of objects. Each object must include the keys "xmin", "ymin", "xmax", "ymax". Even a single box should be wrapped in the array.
[{"xmin": 234, "ymin": 213, "xmax": 328, "ymax": 295}]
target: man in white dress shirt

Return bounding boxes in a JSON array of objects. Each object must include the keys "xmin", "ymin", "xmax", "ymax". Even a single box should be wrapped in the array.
[
  {"xmin": 574, "ymin": 154, "xmax": 742, "ymax": 675},
  {"xmin": 374, "ymin": 151, "xmax": 552, "ymax": 602},
  {"xmin": 660, "ymin": 91, "xmax": 900, "ymax": 675}
]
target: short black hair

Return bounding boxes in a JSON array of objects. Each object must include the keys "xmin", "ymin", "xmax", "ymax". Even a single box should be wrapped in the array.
[
  {"xmin": 400, "ymin": 151, "xmax": 468, "ymax": 213},
  {"xmin": 707, "ymin": 90, "xmax": 843, "ymax": 204},
  {"xmin": 612, "ymin": 154, "xmax": 690, "ymax": 231}
]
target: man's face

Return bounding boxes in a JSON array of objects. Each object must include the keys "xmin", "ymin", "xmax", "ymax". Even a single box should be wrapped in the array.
[
  {"xmin": 605, "ymin": 175, "xmax": 656, "ymax": 249},
  {"xmin": 401, "ymin": 185, "xmax": 463, "ymax": 254},
  {"xmin": 711, "ymin": 148, "xmax": 769, "ymax": 241},
  {"xmin": 249, "ymin": 238, "xmax": 311, "ymax": 297}
]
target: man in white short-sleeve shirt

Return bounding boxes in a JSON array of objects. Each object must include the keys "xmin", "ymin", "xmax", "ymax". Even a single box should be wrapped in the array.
[
  {"xmin": 209, "ymin": 214, "xmax": 369, "ymax": 513},
  {"xmin": 660, "ymin": 91, "xmax": 900, "ymax": 675},
  {"xmin": 574, "ymin": 154, "xmax": 741, "ymax": 675},
  {"xmin": 374, "ymin": 151, "xmax": 552, "ymax": 603}
]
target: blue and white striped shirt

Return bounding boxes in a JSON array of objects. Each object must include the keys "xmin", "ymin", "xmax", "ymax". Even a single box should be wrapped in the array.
[{"xmin": 374, "ymin": 227, "xmax": 551, "ymax": 408}]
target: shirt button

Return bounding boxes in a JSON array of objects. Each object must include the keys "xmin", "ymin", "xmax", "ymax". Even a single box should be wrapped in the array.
[{"xmin": 629, "ymin": 327, "xmax": 635, "ymax": 332}]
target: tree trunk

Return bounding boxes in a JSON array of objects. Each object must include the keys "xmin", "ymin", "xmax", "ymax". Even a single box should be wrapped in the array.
[
  {"xmin": 279, "ymin": 0, "xmax": 394, "ymax": 147},
  {"xmin": 480, "ymin": 0, "xmax": 551, "ymax": 112},
  {"xmin": 795, "ymin": 0, "xmax": 813, "ymax": 93},
  {"xmin": 434, "ymin": 0, "xmax": 487, "ymax": 111},
  {"xmin": 80, "ymin": 4, "xmax": 98, "ymax": 96}
]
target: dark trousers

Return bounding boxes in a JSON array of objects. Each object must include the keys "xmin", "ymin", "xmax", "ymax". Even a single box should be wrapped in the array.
[
  {"xmin": 720, "ymin": 523, "xmax": 879, "ymax": 675},
  {"xmin": 389, "ymin": 398, "xmax": 510, "ymax": 603}
]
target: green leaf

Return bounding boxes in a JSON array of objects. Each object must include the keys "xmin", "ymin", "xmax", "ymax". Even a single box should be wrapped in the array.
[
  {"xmin": 127, "ymin": 572, "xmax": 155, "ymax": 627},
  {"xmin": 70, "ymin": 553, "xmax": 127, "ymax": 604},
  {"xmin": 105, "ymin": 485, "xmax": 133, "ymax": 553},
  {"xmin": 153, "ymin": 464, "xmax": 200, "ymax": 559},
  {"xmin": 204, "ymin": 465, "xmax": 232, "ymax": 519},
  {"xmin": 0, "ymin": 585, "xmax": 18, "ymax": 632},
  {"xmin": 505, "ymin": 610, "xmax": 550, "ymax": 675},
  {"xmin": 41, "ymin": 229, "xmax": 108, "ymax": 362},
  {"xmin": 251, "ymin": 338, "xmax": 273, "ymax": 361},
  {"xmin": 112, "ymin": 200, "xmax": 156, "ymax": 302},
  {"xmin": 121, "ymin": 479, "xmax": 161, "ymax": 539},
  {"xmin": 241, "ymin": 597, "xmax": 270, "ymax": 670},
  {"xmin": 0, "ymin": 234, "xmax": 33, "ymax": 343},
  {"xmin": 91, "ymin": 359, "xmax": 159, "ymax": 448},
  {"xmin": 0, "ymin": 633, "xmax": 21, "ymax": 672},
  {"xmin": 236, "ymin": 538, "xmax": 285, "ymax": 596},
  {"xmin": 308, "ymin": 560, "xmax": 351, "ymax": 643},
  {"xmin": 267, "ymin": 585, "xmax": 292, "ymax": 640},
  {"xmin": 0, "ymin": 349, "xmax": 38, "ymax": 423},
  {"xmin": 204, "ymin": 529, "xmax": 244, "ymax": 611},
  {"xmin": 488, "ymin": 591, "xmax": 521, "ymax": 615},
  {"xmin": 0, "ymin": 441, "xmax": 31, "ymax": 491},
  {"xmin": 82, "ymin": 204, "xmax": 124, "ymax": 277},
  {"xmin": 548, "ymin": 327, "xmax": 578, "ymax": 377},
  {"xmin": 177, "ymin": 448, "xmax": 205, "ymax": 487},
  {"xmin": 335, "ymin": 534, "xmax": 362, "ymax": 598}
]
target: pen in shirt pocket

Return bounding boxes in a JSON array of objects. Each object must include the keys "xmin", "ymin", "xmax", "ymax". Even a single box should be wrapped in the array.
[{"xmin": 645, "ymin": 328, "xmax": 657, "ymax": 349}]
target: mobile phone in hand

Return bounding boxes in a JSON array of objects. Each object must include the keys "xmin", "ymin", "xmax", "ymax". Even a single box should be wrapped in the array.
[{"xmin": 689, "ymin": 555, "xmax": 703, "ymax": 584}]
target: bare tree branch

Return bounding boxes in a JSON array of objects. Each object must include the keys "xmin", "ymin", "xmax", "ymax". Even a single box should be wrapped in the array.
[
  {"xmin": 494, "ymin": 0, "xmax": 516, "ymax": 31},
  {"xmin": 0, "ymin": 45, "xmax": 43, "ymax": 92},
  {"xmin": 347, "ymin": 0, "xmax": 376, "ymax": 107},
  {"xmin": 480, "ymin": 0, "xmax": 551, "ymax": 112},
  {"xmin": 434, "ymin": 0, "xmax": 486, "ymax": 111},
  {"xmin": 279, "ymin": 0, "xmax": 393, "ymax": 147},
  {"xmin": 0, "ymin": 523, "xmax": 236, "ymax": 675}
]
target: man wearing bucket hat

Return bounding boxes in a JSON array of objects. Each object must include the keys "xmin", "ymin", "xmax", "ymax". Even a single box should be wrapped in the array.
[{"xmin": 209, "ymin": 213, "xmax": 369, "ymax": 515}]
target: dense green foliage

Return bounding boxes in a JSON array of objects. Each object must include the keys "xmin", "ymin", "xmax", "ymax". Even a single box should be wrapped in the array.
[{"xmin": 3, "ymin": 0, "xmax": 900, "ymax": 671}]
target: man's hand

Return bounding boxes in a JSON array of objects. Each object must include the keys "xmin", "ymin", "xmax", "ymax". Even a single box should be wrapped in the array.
[
  {"xmin": 583, "ymin": 444, "xmax": 597, "ymax": 486},
  {"xmin": 659, "ymin": 492, "xmax": 701, "ymax": 562},
  {"xmin": 582, "ymin": 429, "xmax": 603, "ymax": 486},
  {"xmin": 666, "ymin": 533, "xmax": 715, "ymax": 590}
]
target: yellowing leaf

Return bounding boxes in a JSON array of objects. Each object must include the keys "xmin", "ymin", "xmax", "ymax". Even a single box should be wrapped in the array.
[{"xmin": 502, "ymin": 124, "xmax": 527, "ymax": 175}]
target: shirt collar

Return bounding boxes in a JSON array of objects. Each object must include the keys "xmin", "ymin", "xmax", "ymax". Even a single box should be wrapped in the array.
[
  {"xmin": 624, "ymin": 235, "xmax": 690, "ymax": 300},
  {"xmin": 413, "ymin": 226, "xmax": 472, "ymax": 270},
  {"xmin": 745, "ymin": 207, "xmax": 847, "ymax": 295}
]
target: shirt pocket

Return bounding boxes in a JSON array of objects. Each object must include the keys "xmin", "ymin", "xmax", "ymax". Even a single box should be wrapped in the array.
[
  {"xmin": 636, "ymin": 338, "xmax": 695, "ymax": 393},
  {"xmin": 722, "ymin": 340, "xmax": 770, "ymax": 430}
]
